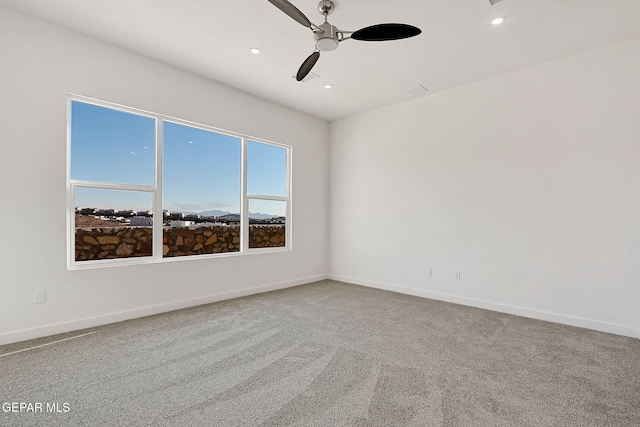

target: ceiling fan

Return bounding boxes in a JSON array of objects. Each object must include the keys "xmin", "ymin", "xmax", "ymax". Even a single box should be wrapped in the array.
[{"xmin": 267, "ymin": 0, "xmax": 422, "ymax": 81}]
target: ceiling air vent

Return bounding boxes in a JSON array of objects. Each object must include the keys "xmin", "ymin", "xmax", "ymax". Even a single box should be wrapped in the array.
[
  {"xmin": 406, "ymin": 84, "xmax": 429, "ymax": 97},
  {"xmin": 293, "ymin": 72, "xmax": 319, "ymax": 83}
]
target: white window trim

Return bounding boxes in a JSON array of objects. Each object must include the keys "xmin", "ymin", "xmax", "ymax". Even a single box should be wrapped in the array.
[{"xmin": 67, "ymin": 94, "xmax": 292, "ymax": 270}]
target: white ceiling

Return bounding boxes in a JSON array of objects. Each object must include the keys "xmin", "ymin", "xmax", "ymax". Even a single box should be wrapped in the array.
[{"xmin": 2, "ymin": 0, "xmax": 640, "ymax": 121}]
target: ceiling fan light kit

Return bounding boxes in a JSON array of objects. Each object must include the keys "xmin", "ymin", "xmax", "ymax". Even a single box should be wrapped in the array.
[
  {"xmin": 267, "ymin": 0, "xmax": 422, "ymax": 81},
  {"xmin": 315, "ymin": 22, "xmax": 340, "ymax": 51}
]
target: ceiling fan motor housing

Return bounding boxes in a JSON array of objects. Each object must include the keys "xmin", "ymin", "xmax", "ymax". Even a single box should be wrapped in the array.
[
  {"xmin": 318, "ymin": 0, "xmax": 335, "ymax": 15},
  {"xmin": 315, "ymin": 22, "xmax": 339, "ymax": 51}
]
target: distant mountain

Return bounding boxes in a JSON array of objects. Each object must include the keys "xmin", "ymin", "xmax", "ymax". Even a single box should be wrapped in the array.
[
  {"xmin": 199, "ymin": 209, "xmax": 231, "ymax": 217},
  {"xmin": 248, "ymin": 212, "xmax": 278, "ymax": 219},
  {"xmin": 216, "ymin": 213, "xmax": 239, "ymax": 220},
  {"xmin": 177, "ymin": 209, "xmax": 277, "ymax": 220}
]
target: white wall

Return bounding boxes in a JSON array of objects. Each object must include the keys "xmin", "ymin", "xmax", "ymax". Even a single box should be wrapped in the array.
[
  {"xmin": 330, "ymin": 37, "xmax": 640, "ymax": 338},
  {"xmin": 0, "ymin": 6, "xmax": 329, "ymax": 344},
  {"xmin": 2, "ymin": 5, "xmax": 638, "ymax": 345}
]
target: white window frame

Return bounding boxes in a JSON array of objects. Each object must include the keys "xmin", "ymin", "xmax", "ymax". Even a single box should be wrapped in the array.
[{"xmin": 67, "ymin": 94, "xmax": 291, "ymax": 270}]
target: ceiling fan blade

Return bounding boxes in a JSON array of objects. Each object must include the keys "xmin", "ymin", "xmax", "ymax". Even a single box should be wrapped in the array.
[
  {"xmin": 267, "ymin": 0, "xmax": 312, "ymax": 28},
  {"xmin": 351, "ymin": 23, "xmax": 421, "ymax": 41},
  {"xmin": 296, "ymin": 51, "xmax": 320, "ymax": 81}
]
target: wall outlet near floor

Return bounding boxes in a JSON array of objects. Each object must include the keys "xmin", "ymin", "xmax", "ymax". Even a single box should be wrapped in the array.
[
  {"xmin": 427, "ymin": 268, "xmax": 433, "ymax": 277},
  {"xmin": 34, "ymin": 290, "xmax": 46, "ymax": 304},
  {"xmin": 455, "ymin": 272, "xmax": 461, "ymax": 281}
]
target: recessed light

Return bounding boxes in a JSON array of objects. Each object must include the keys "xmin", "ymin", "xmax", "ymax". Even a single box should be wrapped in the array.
[
  {"xmin": 250, "ymin": 48, "xmax": 261, "ymax": 55},
  {"xmin": 491, "ymin": 17, "xmax": 505, "ymax": 25},
  {"xmin": 324, "ymin": 84, "xmax": 332, "ymax": 89}
]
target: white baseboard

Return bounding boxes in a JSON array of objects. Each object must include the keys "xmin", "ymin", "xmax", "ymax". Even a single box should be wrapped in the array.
[
  {"xmin": 328, "ymin": 274, "xmax": 640, "ymax": 340},
  {"xmin": 0, "ymin": 274, "xmax": 328, "ymax": 346}
]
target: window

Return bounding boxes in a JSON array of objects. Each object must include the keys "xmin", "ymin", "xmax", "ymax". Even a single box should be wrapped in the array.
[
  {"xmin": 162, "ymin": 121, "xmax": 242, "ymax": 257},
  {"xmin": 68, "ymin": 96, "xmax": 290, "ymax": 268},
  {"xmin": 247, "ymin": 141, "xmax": 288, "ymax": 248}
]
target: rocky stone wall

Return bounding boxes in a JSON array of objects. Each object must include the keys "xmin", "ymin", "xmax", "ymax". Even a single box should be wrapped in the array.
[
  {"xmin": 249, "ymin": 225, "xmax": 286, "ymax": 248},
  {"xmin": 75, "ymin": 225, "xmax": 285, "ymax": 261},
  {"xmin": 163, "ymin": 226, "xmax": 241, "ymax": 257},
  {"xmin": 75, "ymin": 227, "xmax": 153, "ymax": 261}
]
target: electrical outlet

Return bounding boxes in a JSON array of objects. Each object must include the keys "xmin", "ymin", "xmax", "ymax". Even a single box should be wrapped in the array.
[
  {"xmin": 34, "ymin": 290, "xmax": 46, "ymax": 304},
  {"xmin": 455, "ymin": 272, "xmax": 461, "ymax": 281},
  {"xmin": 427, "ymin": 268, "xmax": 432, "ymax": 277}
]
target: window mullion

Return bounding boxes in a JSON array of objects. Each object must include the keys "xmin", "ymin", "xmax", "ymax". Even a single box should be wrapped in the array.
[
  {"xmin": 286, "ymin": 146, "xmax": 292, "ymax": 249},
  {"xmin": 246, "ymin": 194, "xmax": 287, "ymax": 202},
  {"xmin": 153, "ymin": 118, "xmax": 164, "ymax": 260},
  {"xmin": 69, "ymin": 181, "xmax": 155, "ymax": 192},
  {"xmin": 241, "ymin": 137, "xmax": 249, "ymax": 253},
  {"xmin": 68, "ymin": 182, "xmax": 76, "ymax": 269}
]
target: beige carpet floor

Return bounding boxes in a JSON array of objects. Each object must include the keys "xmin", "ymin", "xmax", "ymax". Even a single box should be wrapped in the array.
[{"xmin": 1, "ymin": 280, "xmax": 639, "ymax": 426}]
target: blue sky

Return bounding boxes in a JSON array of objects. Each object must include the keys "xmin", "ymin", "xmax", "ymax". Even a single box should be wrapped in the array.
[{"xmin": 71, "ymin": 101, "xmax": 287, "ymax": 216}]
